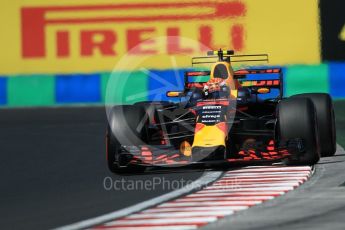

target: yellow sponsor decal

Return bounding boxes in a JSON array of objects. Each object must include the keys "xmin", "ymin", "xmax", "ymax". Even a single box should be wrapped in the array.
[
  {"xmin": 192, "ymin": 125, "xmax": 226, "ymax": 148},
  {"xmin": 0, "ymin": 0, "xmax": 320, "ymax": 74}
]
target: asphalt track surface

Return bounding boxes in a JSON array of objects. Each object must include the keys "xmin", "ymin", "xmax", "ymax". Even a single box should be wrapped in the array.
[
  {"xmin": 1, "ymin": 107, "xmax": 345, "ymax": 230},
  {"xmin": 0, "ymin": 107, "xmax": 204, "ymax": 230}
]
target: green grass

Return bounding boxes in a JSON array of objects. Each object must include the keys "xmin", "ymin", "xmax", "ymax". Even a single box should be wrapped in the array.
[{"xmin": 334, "ymin": 100, "xmax": 345, "ymax": 147}]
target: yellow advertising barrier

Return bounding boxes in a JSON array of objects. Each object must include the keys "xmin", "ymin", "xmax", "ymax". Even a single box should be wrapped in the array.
[{"xmin": 0, "ymin": 0, "xmax": 320, "ymax": 74}]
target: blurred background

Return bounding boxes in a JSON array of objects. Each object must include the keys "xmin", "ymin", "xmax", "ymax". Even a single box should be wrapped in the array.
[
  {"xmin": 0, "ymin": 0, "xmax": 344, "ymax": 104},
  {"xmin": 0, "ymin": 0, "xmax": 344, "ymax": 140}
]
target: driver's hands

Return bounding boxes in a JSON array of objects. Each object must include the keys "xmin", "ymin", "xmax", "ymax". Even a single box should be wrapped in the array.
[{"xmin": 203, "ymin": 78, "xmax": 227, "ymax": 95}]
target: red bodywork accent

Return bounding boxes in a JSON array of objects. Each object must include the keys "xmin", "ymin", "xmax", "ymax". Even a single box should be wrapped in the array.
[
  {"xmin": 234, "ymin": 68, "xmax": 281, "ymax": 75},
  {"xmin": 216, "ymin": 122, "xmax": 228, "ymax": 133},
  {"xmin": 186, "ymin": 71, "xmax": 210, "ymax": 76},
  {"xmin": 196, "ymin": 100, "xmax": 229, "ymax": 107},
  {"xmin": 186, "ymin": 82, "xmax": 207, "ymax": 89},
  {"xmin": 267, "ymin": 140, "xmax": 275, "ymax": 151},
  {"xmin": 194, "ymin": 123, "xmax": 205, "ymax": 133},
  {"xmin": 240, "ymin": 80, "xmax": 280, "ymax": 87},
  {"xmin": 130, "ymin": 139, "xmax": 291, "ymax": 166}
]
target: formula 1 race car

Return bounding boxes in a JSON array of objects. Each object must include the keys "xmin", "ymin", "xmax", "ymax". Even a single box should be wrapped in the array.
[{"xmin": 106, "ymin": 49, "xmax": 336, "ymax": 174}]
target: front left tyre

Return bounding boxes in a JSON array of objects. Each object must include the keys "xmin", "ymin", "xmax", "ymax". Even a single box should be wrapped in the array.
[{"xmin": 106, "ymin": 105, "xmax": 149, "ymax": 174}]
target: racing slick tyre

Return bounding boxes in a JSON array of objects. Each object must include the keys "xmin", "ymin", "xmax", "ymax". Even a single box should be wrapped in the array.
[
  {"xmin": 106, "ymin": 105, "xmax": 148, "ymax": 174},
  {"xmin": 277, "ymin": 97, "xmax": 320, "ymax": 165},
  {"xmin": 292, "ymin": 93, "xmax": 336, "ymax": 157}
]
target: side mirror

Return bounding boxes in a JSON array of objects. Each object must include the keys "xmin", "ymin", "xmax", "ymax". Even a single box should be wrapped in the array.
[{"xmin": 166, "ymin": 91, "xmax": 183, "ymax": 97}]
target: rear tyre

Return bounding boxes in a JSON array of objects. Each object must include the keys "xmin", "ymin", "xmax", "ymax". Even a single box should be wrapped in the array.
[
  {"xmin": 292, "ymin": 93, "xmax": 336, "ymax": 157},
  {"xmin": 106, "ymin": 105, "xmax": 148, "ymax": 174},
  {"xmin": 277, "ymin": 97, "xmax": 320, "ymax": 165}
]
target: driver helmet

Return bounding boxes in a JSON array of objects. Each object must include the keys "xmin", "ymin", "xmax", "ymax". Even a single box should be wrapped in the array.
[{"xmin": 203, "ymin": 78, "xmax": 229, "ymax": 98}]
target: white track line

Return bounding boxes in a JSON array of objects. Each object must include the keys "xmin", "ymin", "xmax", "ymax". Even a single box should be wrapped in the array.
[
  {"xmin": 225, "ymin": 167, "xmax": 310, "ymax": 172},
  {"xmin": 199, "ymin": 187, "xmax": 294, "ymax": 192},
  {"xmin": 142, "ymin": 206, "xmax": 249, "ymax": 212},
  {"xmin": 54, "ymin": 171, "xmax": 222, "ymax": 230},
  {"xmin": 92, "ymin": 226, "xmax": 198, "ymax": 230},
  {"xmin": 210, "ymin": 183, "xmax": 300, "ymax": 188},
  {"xmin": 175, "ymin": 196, "xmax": 274, "ymax": 201},
  {"xmin": 105, "ymin": 217, "xmax": 218, "ymax": 225},
  {"xmin": 159, "ymin": 201, "xmax": 262, "ymax": 207},
  {"xmin": 222, "ymin": 176, "xmax": 309, "ymax": 180},
  {"xmin": 126, "ymin": 210, "xmax": 234, "ymax": 218},
  {"xmin": 216, "ymin": 178, "xmax": 307, "ymax": 182},
  {"xmin": 185, "ymin": 194, "xmax": 274, "ymax": 199},
  {"xmin": 223, "ymin": 172, "xmax": 310, "ymax": 176},
  {"xmin": 192, "ymin": 191, "xmax": 286, "ymax": 196}
]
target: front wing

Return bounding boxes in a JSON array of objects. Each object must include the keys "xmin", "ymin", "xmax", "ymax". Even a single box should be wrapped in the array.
[{"xmin": 118, "ymin": 139, "xmax": 304, "ymax": 167}]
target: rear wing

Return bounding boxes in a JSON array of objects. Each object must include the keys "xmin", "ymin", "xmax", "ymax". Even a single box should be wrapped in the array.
[
  {"xmin": 236, "ymin": 68, "xmax": 283, "ymax": 99},
  {"xmin": 184, "ymin": 68, "xmax": 284, "ymax": 98},
  {"xmin": 234, "ymin": 68, "xmax": 281, "ymax": 76},
  {"xmin": 192, "ymin": 54, "xmax": 269, "ymax": 66}
]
